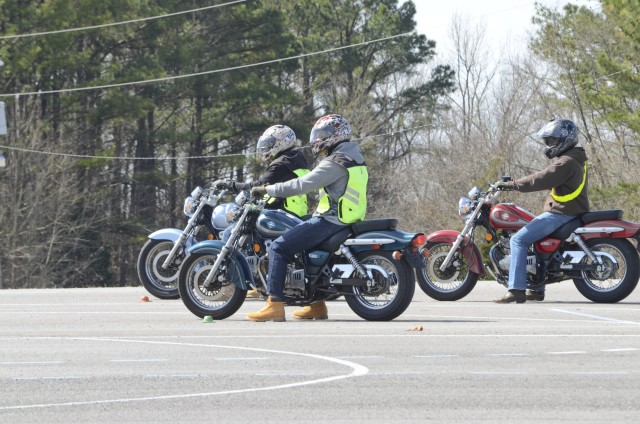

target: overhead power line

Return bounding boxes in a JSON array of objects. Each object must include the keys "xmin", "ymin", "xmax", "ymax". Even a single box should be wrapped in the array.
[
  {"xmin": 0, "ymin": 32, "xmax": 412, "ymax": 98},
  {"xmin": 0, "ymin": 123, "xmax": 430, "ymax": 161},
  {"xmin": 0, "ymin": 0, "xmax": 247, "ymax": 40}
]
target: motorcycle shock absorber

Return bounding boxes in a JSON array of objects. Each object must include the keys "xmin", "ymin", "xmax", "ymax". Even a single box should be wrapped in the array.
[
  {"xmin": 339, "ymin": 244, "xmax": 372, "ymax": 285},
  {"xmin": 569, "ymin": 233, "xmax": 600, "ymax": 264}
]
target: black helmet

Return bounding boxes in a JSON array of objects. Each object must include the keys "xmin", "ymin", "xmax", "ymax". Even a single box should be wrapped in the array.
[{"xmin": 537, "ymin": 118, "xmax": 579, "ymax": 159}]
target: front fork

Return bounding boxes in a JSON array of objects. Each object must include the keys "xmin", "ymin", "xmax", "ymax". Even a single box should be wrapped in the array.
[{"xmin": 202, "ymin": 207, "xmax": 252, "ymax": 288}]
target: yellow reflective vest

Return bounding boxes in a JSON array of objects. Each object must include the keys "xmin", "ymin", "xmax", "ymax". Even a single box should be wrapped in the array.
[{"xmin": 317, "ymin": 155, "xmax": 368, "ymax": 224}]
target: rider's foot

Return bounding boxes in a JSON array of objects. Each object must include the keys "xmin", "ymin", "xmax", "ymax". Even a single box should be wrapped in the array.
[
  {"xmin": 526, "ymin": 290, "xmax": 545, "ymax": 301},
  {"xmin": 493, "ymin": 290, "xmax": 526, "ymax": 304},
  {"xmin": 246, "ymin": 296, "xmax": 286, "ymax": 322},
  {"xmin": 292, "ymin": 301, "xmax": 328, "ymax": 320}
]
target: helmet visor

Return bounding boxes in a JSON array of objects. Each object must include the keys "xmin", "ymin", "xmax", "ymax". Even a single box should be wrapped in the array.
[
  {"xmin": 256, "ymin": 135, "xmax": 276, "ymax": 157},
  {"xmin": 310, "ymin": 126, "xmax": 336, "ymax": 143}
]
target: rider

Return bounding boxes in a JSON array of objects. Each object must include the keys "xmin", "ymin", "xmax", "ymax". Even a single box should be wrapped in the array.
[
  {"xmin": 213, "ymin": 124, "xmax": 310, "ymax": 220},
  {"xmin": 246, "ymin": 114, "xmax": 368, "ymax": 321},
  {"xmin": 213, "ymin": 124, "xmax": 310, "ymax": 298},
  {"xmin": 493, "ymin": 118, "xmax": 590, "ymax": 303}
]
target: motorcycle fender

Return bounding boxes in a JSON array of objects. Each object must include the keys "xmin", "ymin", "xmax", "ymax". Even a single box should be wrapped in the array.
[
  {"xmin": 186, "ymin": 240, "xmax": 253, "ymax": 290},
  {"xmin": 148, "ymin": 228, "xmax": 182, "ymax": 242},
  {"xmin": 426, "ymin": 230, "xmax": 485, "ymax": 274},
  {"xmin": 349, "ymin": 230, "xmax": 416, "ymax": 252}
]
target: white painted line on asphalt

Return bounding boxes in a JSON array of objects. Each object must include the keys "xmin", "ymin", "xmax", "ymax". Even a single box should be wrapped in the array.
[
  {"xmin": 0, "ymin": 337, "xmax": 369, "ymax": 411},
  {"xmin": 469, "ymin": 371, "xmax": 528, "ymax": 375},
  {"xmin": 602, "ymin": 348, "xmax": 638, "ymax": 352},
  {"xmin": 571, "ymin": 372, "xmax": 628, "ymax": 375},
  {"xmin": 109, "ymin": 359, "xmax": 168, "ymax": 363},
  {"xmin": 547, "ymin": 351, "xmax": 588, "ymax": 355},
  {"xmin": 214, "ymin": 357, "xmax": 269, "ymax": 361},
  {"xmin": 14, "ymin": 376, "xmax": 84, "ymax": 381},
  {"xmin": 550, "ymin": 308, "xmax": 640, "ymax": 326}
]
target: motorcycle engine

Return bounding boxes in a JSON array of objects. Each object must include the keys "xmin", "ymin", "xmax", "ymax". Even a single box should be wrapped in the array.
[{"xmin": 284, "ymin": 267, "xmax": 305, "ymax": 296}]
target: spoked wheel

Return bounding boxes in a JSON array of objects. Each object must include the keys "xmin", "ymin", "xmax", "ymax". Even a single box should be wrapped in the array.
[
  {"xmin": 178, "ymin": 252, "xmax": 246, "ymax": 319},
  {"xmin": 572, "ymin": 238, "xmax": 640, "ymax": 303},
  {"xmin": 416, "ymin": 242, "xmax": 478, "ymax": 301},
  {"xmin": 345, "ymin": 250, "xmax": 415, "ymax": 321},
  {"xmin": 136, "ymin": 239, "xmax": 181, "ymax": 299}
]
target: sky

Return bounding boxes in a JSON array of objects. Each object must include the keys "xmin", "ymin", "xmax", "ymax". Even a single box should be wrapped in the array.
[{"xmin": 413, "ymin": 0, "xmax": 598, "ymax": 56}]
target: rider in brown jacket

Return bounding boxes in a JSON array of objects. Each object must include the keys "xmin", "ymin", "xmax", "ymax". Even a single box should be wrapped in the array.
[{"xmin": 494, "ymin": 118, "xmax": 590, "ymax": 303}]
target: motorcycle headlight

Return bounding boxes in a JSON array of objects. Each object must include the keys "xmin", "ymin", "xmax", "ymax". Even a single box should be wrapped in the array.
[
  {"xmin": 183, "ymin": 196, "xmax": 197, "ymax": 217},
  {"xmin": 190, "ymin": 186, "xmax": 204, "ymax": 199},
  {"xmin": 458, "ymin": 196, "xmax": 473, "ymax": 220}
]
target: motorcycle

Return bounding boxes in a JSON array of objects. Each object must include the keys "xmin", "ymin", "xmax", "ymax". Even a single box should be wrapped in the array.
[
  {"xmin": 136, "ymin": 186, "xmax": 236, "ymax": 299},
  {"xmin": 178, "ymin": 191, "xmax": 426, "ymax": 321},
  {"xmin": 418, "ymin": 178, "xmax": 640, "ymax": 302}
]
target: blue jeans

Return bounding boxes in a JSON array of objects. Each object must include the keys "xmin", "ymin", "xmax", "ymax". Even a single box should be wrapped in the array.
[
  {"xmin": 266, "ymin": 216, "xmax": 344, "ymax": 299},
  {"xmin": 508, "ymin": 211, "xmax": 576, "ymax": 291}
]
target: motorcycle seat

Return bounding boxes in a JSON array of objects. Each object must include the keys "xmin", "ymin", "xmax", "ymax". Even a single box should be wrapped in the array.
[
  {"xmin": 548, "ymin": 218, "xmax": 583, "ymax": 240},
  {"xmin": 351, "ymin": 219, "xmax": 398, "ymax": 235},
  {"xmin": 580, "ymin": 209, "xmax": 623, "ymax": 224},
  {"xmin": 316, "ymin": 227, "xmax": 353, "ymax": 252}
]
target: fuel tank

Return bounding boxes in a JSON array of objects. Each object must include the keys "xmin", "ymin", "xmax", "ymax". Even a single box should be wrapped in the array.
[
  {"xmin": 489, "ymin": 203, "xmax": 535, "ymax": 230},
  {"xmin": 256, "ymin": 209, "xmax": 303, "ymax": 238}
]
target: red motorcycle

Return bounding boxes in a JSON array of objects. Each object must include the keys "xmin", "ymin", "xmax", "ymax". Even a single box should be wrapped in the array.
[{"xmin": 418, "ymin": 178, "xmax": 640, "ymax": 302}]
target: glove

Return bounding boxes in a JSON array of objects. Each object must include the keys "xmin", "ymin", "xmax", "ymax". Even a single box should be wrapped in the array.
[
  {"xmin": 495, "ymin": 181, "xmax": 512, "ymax": 191},
  {"xmin": 250, "ymin": 185, "xmax": 268, "ymax": 197},
  {"xmin": 212, "ymin": 179, "xmax": 228, "ymax": 190}
]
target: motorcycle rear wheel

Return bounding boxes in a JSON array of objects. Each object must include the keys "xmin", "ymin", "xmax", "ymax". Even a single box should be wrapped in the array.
[
  {"xmin": 136, "ymin": 239, "xmax": 180, "ymax": 300},
  {"xmin": 344, "ymin": 250, "xmax": 415, "ymax": 321},
  {"xmin": 572, "ymin": 238, "xmax": 639, "ymax": 303},
  {"xmin": 178, "ymin": 252, "xmax": 247, "ymax": 319},
  {"xmin": 416, "ymin": 242, "xmax": 479, "ymax": 301}
]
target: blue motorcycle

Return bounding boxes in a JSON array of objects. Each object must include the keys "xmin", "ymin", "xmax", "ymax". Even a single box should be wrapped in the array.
[{"xmin": 178, "ymin": 192, "xmax": 426, "ymax": 321}]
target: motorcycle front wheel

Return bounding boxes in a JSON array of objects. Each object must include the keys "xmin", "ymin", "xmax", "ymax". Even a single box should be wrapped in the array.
[
  {"xmin": 178, "ymin": 252, "xmax": 247, "ymax": 319},
  {"xmin": 416, "ymin": 242, "xmax": 479, "ymax": 301},
  {"xmin": 136, "ymin": 239, "xmax": 181, "ymax": 300},
  {"xmin": 344, "ymin": 250, "xmax": 415, "ymax": 321},
  {"xmin": 572, "ymin": 238, "xmax": 640, "ymax": 303}
]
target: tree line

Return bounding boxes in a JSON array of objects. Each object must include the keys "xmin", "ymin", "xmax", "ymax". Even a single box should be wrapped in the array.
[{"xmin": 0, "ymin": 0, "xmax": 638, "ymax": 289}]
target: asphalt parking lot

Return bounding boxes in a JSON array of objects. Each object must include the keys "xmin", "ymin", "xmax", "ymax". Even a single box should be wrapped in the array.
[{"xmin": 1, "ymin": 281, "xmax": 639, "ymax": 423}]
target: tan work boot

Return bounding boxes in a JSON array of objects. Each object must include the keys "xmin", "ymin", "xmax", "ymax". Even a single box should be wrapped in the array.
[
  {"xmin": 292, "ymin": 300, "xmax": 328, "ymax": 320},
  {"xmin": 246, "ymin": 296, "xmax": 286, "ymax": 322},
  {"xmin": 246, "ymin": 289, "xmax": 260, "ymax": 299}
]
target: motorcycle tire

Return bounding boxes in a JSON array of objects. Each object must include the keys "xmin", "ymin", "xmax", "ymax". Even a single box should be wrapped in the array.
[
  {"xmin": 178, "ymin": 252, "xmax": 246, "ymax": 319},
  {"xmin": 416, "ymin": 242, "xmax": 479, "ymax": 301},
  {"xmin": 344, "ymin": 250, "xmax": 415, "ymax": 321},
  {"xmin": 572, "ymin": 238, "xmax": 640, "ymax": 303},
  {"xmin": 137, "ymin": 239, "xmax": 181, "ymax": 300}
]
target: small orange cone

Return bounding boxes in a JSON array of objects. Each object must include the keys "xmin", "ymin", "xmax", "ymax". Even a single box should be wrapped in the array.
[{"xmin": 139, "ymin": 295, "xmax": 151, "ymax": 302}]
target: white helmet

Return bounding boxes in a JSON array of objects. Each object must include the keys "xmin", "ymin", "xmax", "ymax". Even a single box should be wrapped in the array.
[
  {"xmin": 309, "ymin": 114, "xmax": 352, "ymax": 155},
  {"xmin": 256, "ymin": 125, "xmax": 297, "ymax": 161}
]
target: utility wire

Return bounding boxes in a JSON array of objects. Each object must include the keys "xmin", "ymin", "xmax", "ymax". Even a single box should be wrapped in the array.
[
  {"xmin": 0, "ymin": 32, "xmax": 412, "ymax": 98},
  {"xmin": 0, "ymin": 124, "xmax": 430, "ymax": 161},
  {"xmin": 0, "ymin": 0, "xmax": 247, "ymax": 40}
]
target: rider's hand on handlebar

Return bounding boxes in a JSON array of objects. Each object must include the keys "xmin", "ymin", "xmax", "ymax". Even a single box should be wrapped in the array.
[
  {"xmin": 494, "ymin": 181, "xmax": 513, "ymax": 191},
  {"xmin": 250, "ymin": 185, "xmax": 268, "ymax": 198},
  {"xmin": 212, "ymin": 179, "xmax": 229, "ymax": 190}
]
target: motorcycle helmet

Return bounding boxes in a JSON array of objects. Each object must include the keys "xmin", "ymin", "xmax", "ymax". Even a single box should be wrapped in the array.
[
  {"xmin": 309, "ymin": 114, "xmax": 352, "ymax": 155},
  {"xmin": 256, "ymin": 125, "xmax": 298, "ymax": 161},
  {"xmin": 537, "ymin": 118, "xmax": 579, "ymax": 159}
]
